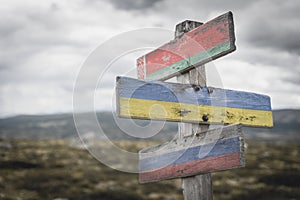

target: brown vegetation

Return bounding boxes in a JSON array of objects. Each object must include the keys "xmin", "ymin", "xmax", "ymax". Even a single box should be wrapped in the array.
[{"xmin": 0, "ymin": 139, "xmax": 299, "ymax": 200}]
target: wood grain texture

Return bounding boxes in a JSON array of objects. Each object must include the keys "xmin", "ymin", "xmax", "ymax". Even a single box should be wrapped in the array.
[
  {"xmin": 116, "ymin": 76, "xmax": 273, "ymax": 127},
  {"xmin": 139, "ymin": 124, "xmax": 245, "ymax": 183},
  {"xmin": 136, "ymin": 12, "xmax": 236, "ymax": 81},
  {"xmin": 178, "ymin": 67, "xmax": 213, "ymax": 200},
  {"xmin": 183, "ymin": 174, "xmax": 212, "ymax": 200}
]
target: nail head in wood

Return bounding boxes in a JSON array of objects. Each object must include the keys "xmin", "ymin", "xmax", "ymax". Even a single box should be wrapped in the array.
[{"xmin": 202, "ymin": 115, "xmax": 209, "ymax": 122}]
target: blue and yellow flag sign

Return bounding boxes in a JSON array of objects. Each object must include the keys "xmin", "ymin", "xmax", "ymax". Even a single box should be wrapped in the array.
[{"xmin": 116, "ymin": 76, "xmax": 273, "ymax": 127}]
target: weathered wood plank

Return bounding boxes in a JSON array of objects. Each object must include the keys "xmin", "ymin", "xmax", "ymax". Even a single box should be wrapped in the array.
[
  {"xmin": 179, "ymin": 66, "xmax": 213, "ymax": 200},
  {"xmin": 139, "ymin": 124, "xmax": 245, "ymax": 183},
  {"xmin": 182, "ymin": 174, "xmax": 212, "ymax": 200},
  {"xmin": 116, "ymin": 76, "xmax": 273, "ymax": 127},
  {"xmin": 137, "ymin": 12, "xmax": 236, "ymax": 81}
]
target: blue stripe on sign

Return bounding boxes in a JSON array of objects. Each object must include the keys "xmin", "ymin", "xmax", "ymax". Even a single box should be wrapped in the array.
[
  {"xmin": 140, "ymin": 137, "xmax": 240, "ymax": 172},
  {"xmin": 118, "ymin": 77, "xmax": 271, "ymax": 111}
]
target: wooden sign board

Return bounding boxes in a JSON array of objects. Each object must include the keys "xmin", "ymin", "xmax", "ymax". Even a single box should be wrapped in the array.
[
  {"xmin": 139, "ymin": 124, "xmax": 245, "ymax": 183},
  {"xmin": 116, "ymin": 76, "xmax": 273, "ymax": 127},
  {"xmin": 137, "ymin": 12, "xmax": 236, "ymax": 81}
]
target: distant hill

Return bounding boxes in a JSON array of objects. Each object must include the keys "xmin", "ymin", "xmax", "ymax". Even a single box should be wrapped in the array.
[
  {"xmin": 0, "ymin": 112, "xmax": 177, "ymax": 141},
  {"xmin": 243, "ymin": 109, "xmax": 300, "ymax": 141},
  {"xmin": 0, "ymin": 109, "xmax": 299, "ymax": 142}
]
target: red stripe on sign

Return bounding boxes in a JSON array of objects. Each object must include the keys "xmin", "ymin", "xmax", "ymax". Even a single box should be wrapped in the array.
[
  {"xmin": 139, "ymin": 152, "xmax": 241, "ymax": 183},
  {"xmin": 144, "ymin": 15, "xmax": 230, "ymax": 75},
  {"xmin": 137, "ymin": 56, "xmax": 145, "ymax": 80}
]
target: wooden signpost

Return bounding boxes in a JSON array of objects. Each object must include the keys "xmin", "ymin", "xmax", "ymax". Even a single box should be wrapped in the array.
[
  {"xmin": 115, "ymin": 11, "xmax": 273, "ymax": 200},
  {"xmin": 139, "ymin": 124, "xmax": 245, "ymax": 183},
  {"xmin": 137, "ymin": 12, "xmax": 236, "ymax": 81},
  {"xmin": 116, "ymin": 76, "xmax": 273, "ymax": 127}
]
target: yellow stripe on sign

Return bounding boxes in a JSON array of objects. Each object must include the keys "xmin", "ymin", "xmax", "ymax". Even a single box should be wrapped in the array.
[{"xmin": 119, "ymin": 98, "xmax": 273, "ymax": 127}]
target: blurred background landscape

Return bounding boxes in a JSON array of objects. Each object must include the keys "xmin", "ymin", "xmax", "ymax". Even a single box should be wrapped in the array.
[
  {"xmin": 0, "ymin": 109, "xmax": 299, "ymax": 200},
  {"xmin": 1, "ymin": 109, "xmax": 300, "ymax": 142}
]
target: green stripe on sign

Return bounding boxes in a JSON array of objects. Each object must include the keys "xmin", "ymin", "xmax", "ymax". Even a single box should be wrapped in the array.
[{"xmin": 147, "ymin": 41, "xmax": 231, "ymax": 80}]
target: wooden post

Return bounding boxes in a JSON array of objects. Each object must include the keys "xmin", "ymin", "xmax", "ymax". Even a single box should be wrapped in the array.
[{"xmin": 176, "ymin": 21, "xmax": 213, "ymax": 200}]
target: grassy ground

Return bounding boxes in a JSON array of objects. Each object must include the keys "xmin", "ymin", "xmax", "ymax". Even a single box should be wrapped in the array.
[{"xmin": 0, "ymin": 139, "xmax": 299, "ymax": 200}]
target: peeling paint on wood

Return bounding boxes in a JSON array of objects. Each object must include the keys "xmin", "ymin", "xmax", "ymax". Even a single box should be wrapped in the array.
[
  {"xmin": 136, "ymin": 12, "xmax": 236, "ymax": 81},
  {"xmin": 116, "ymin": 76, "xmax": 273, "ymax": 127},
  {"xmin": 139, "ymin": 124, "xmax": 245, "ymax": 183}
]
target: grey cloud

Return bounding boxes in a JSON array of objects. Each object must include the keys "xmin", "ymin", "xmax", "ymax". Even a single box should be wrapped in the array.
[
  {"xmin": 0, "ymin": 20, "xmax": 23, "ymax": 39},
  {"xmin": 107, "ymin": 0, "xmax": 163, "ymax": 11},
  {"xmin": 283, "ymin": 73, "xmax": 300, "ymax": 86},
  {"xmin": 187, "ymin": 0, "xmax": 255, "ymax": 10},
  {"xmin": 241, "ymin": 0, "xmax": 300, "ymax": 55},
  {"xmin": 229, "ymin": 44, "xmax": 300, "ymax": 88},
  {"xmin": 0, "ymin": 7, "xmax": 81, "ymax": 48},
  {"xmin": 0, "ymin": 2, "xmax": 86, "ymax": 74},
  {"xmin": 231, "ymin": 46, "xmax": 300, "ymax": 70},
  {"xmin": 0, "ymin": 2, "xmax": 87, "ymax": 103},
  {"xmin": 50, "ymin": 3, "xmax": 59, "ymax": 11},
  {"xmin": 246, "ymin": 21, "xmax": 300, "ymax": 55}
]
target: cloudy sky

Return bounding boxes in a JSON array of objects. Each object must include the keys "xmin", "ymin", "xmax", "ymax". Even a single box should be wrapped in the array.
[{"xmin": 1, "ymin": 0, "xmax": 300, "ymax": 117}]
